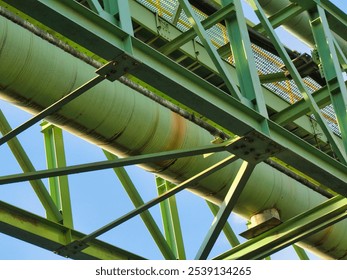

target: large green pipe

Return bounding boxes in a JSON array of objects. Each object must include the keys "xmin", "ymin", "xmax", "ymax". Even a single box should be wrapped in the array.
[{"xmin": 0, "ymin": 15, "xmax": 345, "ymax": 259}]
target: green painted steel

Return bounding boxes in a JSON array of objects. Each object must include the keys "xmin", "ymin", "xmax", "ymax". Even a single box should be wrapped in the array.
[
  {"xmin": 0, "ymin": 75, "xmax": 105, "ymax": 147},
  {"xmin": 0, "ymin": 0, "xmax": 347, "ymax": 259},
  {"xmin": 248, "ymin": 0, "xmax": 347, "ymax": 57},
  {"xmin": 1, "ymin": 1, "xmax": 341, "ymax": 186},
  {"xmin": 222, "ymin": 0, "xmax": 268, "ymax": 122},
  {"xmin": 196, "ymin": 161, "xmax": 255, "ymax": 260},
  {"xmin": 206, "ymin": 201, "xmax": 240, "ymax": 247},
  {"xmin": 293, "ymin": 244, "xmax": 310, "ymax": 260},
  {"xmin": 104, "ymin": 151, "xmax": 176, "ymax": 260},
  {"xmin": 0, "ymin": 111, "xmax": 62, "ymax": 223},
  {"xmin": 253, "ymin": 3, "xmax": 306, "ymax": 34},
  {"xmin": 310, "ymin": 7, "xmax": 347, "ymax": 156},
  {"xmin": 159, "ymin": 3, "xmax": 236, "ymax": 55},
  {"xmin": 271, "ymin": 84, "xmax": 335, "ymax": 125},
  {"xmin": 214, "ymin": 195, "xmax": 347, "ymax": 260},
  {"xmin": 86, "ymin": 0, "xmax": 103, "ymax": 14},
  {"xmin": 59, "ymin": 155, "xmax": 238, "ymax": 256},
  {"xmin": 156, "ymin": 177, "xmax": 186, "ymax": 260},
  {"xmin": 178, "ymin": 0, "xmax": 246, "ymax": 103},
  {"xmin": 41, "ymin": 122, "xmax": 73, "ymax": 228},
  {"xmin": 248, "ymin": 0, "xmax": 346, "ymax": 163},
  {"xmin": 0, "ymin": 200, "xmax": 145, "ymax": 259},
  {"xmin": 0, "ymin": 142, "xmax": 231, "ymax": 184}
]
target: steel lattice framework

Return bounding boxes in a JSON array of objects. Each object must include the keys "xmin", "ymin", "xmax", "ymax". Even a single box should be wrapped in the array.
[{"xmin": 0, "ymin": 0, "xmax": 346, "ymax": 259}]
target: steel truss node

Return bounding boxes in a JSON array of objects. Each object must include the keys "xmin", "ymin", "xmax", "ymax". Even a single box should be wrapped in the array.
[{"xmin": 0, "ymin": 0, "xmax": 346, "ymax": 259}]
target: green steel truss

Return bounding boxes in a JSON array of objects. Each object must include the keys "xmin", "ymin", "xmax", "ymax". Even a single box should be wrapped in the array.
[{"xmin": 0, "ymin": 0, "xmax": 346, "ymax": 259}]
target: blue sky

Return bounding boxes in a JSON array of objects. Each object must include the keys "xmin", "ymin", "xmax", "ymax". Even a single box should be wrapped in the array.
[{"xmin": 0, "ymin": 0, "xmax": 346, "ymax": 260}]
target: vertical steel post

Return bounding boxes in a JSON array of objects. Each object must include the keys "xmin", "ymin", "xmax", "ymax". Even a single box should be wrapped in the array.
[
  {"xmin": 156, "ymin": 176, "xmax": 186, "ymax": 260},
  {"xmin": 41, "ymin": 122, "xmax": 73, "ymax": 228},
  {"xmin": 118, "ymin": 0, "xmax": 134, "ymax": 54},
  {"xmin": 309, "ymin": 6, "xmax": 347, "ymax": 155},
  {"xmin": 222, "ymin": 0, "xmax": 268, "ymax": 116}
]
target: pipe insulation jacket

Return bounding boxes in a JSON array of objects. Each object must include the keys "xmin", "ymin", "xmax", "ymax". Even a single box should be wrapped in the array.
[{"xmin": 0, "ymin": 16, "xmax": 346, "ymax": 259}]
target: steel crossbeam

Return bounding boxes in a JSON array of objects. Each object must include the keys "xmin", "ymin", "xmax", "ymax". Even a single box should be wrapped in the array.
[
  {"xmin": 0, "ymin": 141, "xmax": 231, "ymax": 185},
  {"xmin": 0, "ymin": 200, "xmax": 145, "ymax": 260}
]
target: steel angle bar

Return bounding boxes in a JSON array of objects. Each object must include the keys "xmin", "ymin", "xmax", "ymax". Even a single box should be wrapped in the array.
[
  {"xmin": 104, "ymin": 151, "xmax": 176, "ymax": 260},
  {"xmin": 0, "ymin": 111, "xmax": 62, "ymax": 223},
  {"xmin": 113, "ymin": 0, "xmax": 133, "ymax": 53},
  {"xmin": 0, "ymin": 75, "xmax": 102, "ymax": 147},
  {"xmin": 292, "ymin": 244, "xmax": 309, "ymax": 260},
  {"xmin": 333, "ymin": 38, "xmax": 347, "ymax": 71},
  {"xmin": 271, "ymin": 84, "xmax": 334, "ymax": 125},
  {"xmin": 159, "ymin": 2, "xmax": 236, "ymax": 55},
  {"xmin": 0, "ymin": 141, "xmax": 231, "ymax": 185},
  {"xmin": 177, "ymin": 0, "xmax": 247, "ymax": 104},
  {"xmin": 56, "ymin": 155, "xmax": 238, "ymax": 256},
  {"xmin": 214, "ymin": 195, "xmax": 347, "ymax": 260},
  {"xmin": 84, "ymin": 0, "xmax": 118, "ymax": 25},
  {"xmin": 171, "ymin": 1, "xmax": 182, "ymax": 26},
  {"xmin": 310, "ymin": 6, "xmax": 347, "ymax": 154},
  {"xmin": 248, "ymin": 0, "xmax": 347, "ymax": 164},
  {"xmin": 259, "ymin": 72, "xmax": 288, "ymax": 84},
  {"xmin": 128, "ymin": 38, "xmax": 347, "ymax": 196},
  {"xmin": 85, "ymin": 0, "xmax": 103, "ymax": 14},
  {"xmin": 0, "ymin": 200, "xmax": 145, "ymax": 260},
  {"xmin": 196, "ymin": 161, "xmax": 255, "ymax": 260},
  {"xmin": 156, "ymin": 177, "xmax": 186, "ymax": 260},
  {"xmin": 206, "ymin": 201, "xmax": 240, "ymax": 247},
  {"xmin": 222, "ymin": 0, "xmax": 268, "ymax": 123},
  {"xmin": 41, "ymin": 122, "xmax": 73, "ymax": 228},
  {"xmin": 253, "ymin": 3, "xmax": 306, "ymax": 34}
]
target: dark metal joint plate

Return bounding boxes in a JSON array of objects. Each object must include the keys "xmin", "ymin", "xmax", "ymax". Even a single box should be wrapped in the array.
[
  {"xmin": 226, "ymin": 131, "xmax": 284, "ymax": 163},
  {"xmin": 96, "ymin": 53, "xmax": 141, "ymax": 81},
  {"xmin": 54, "ymin": 240, "xmax": 89, "ymax": 258}
]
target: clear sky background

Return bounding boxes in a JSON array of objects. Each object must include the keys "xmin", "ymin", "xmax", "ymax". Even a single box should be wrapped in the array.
[{"xmin": 0, "ymin": 0, "xmax": 346, "ymax": 260}]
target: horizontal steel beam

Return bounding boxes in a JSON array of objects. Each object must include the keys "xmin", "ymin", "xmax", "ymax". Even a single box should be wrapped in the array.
[
  {"xmin": 0, "ymin": 141, "xmax": 231, "ymax": 185},
  {"xmin": 0, "ymin": 200, "xmax": 145, "ymax": 260}
]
